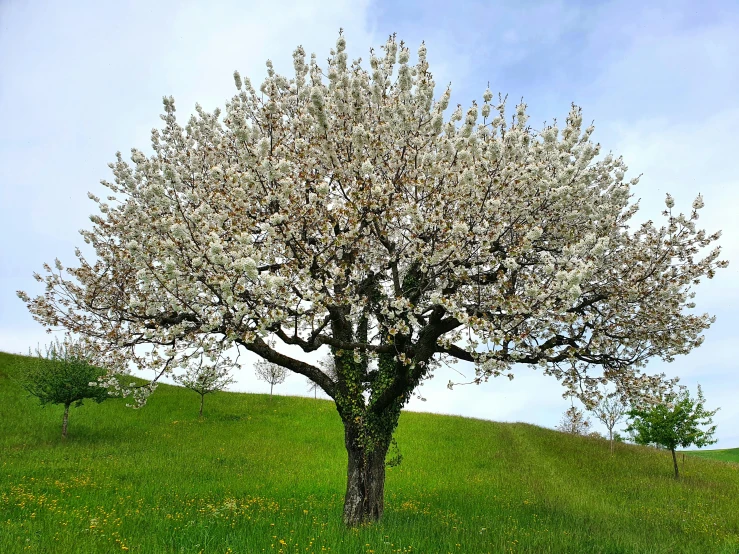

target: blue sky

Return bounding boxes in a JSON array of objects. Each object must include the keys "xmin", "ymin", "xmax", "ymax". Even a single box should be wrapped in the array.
[{"xmin": 1, "ymin": 0, "xmax": 736, "ymax": 446}]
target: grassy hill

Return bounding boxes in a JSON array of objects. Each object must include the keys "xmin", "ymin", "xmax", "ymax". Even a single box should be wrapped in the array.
[
  {"xmin": 684, "ymin": 448, "xmax": 739, "ymax": 465},
  {"xmin": 1, "ymin": 351, "xmax": 738, "ymax": 553}
]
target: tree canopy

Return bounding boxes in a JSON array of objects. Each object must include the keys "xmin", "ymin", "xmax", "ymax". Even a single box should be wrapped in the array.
[{"xmin": 18, "ymin": 32, "xmax": 727, "ymax": 524}]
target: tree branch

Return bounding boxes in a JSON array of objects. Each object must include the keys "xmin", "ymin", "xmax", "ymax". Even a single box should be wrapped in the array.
[{"xmin": 237, "ymin": 335, "xmax": 336, "ymax": 398}]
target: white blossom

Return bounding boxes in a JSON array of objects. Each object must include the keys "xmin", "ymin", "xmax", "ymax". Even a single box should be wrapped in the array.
[{"xmin": 451, "ymin": 221, "xmax": 469, "ymax": 236}]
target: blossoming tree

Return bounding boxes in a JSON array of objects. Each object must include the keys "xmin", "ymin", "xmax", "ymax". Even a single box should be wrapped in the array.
[
  {"xmin": 556, "ymin": 404, "xmax": 592, "ymax": 436},
  {"xmin": 254, "ymin": 357, "xmax": 287, "ymax": 396},
  {"xmin": 18, "ymin": 32, "xmax": 727, "ymax": 525},
  {"xmin": 173, "ymin": 351, "xmax": 234, "ymax": 417},
  {"xmin": 591, "ymin": 392, "xmax": 629, "ymax": 453}
]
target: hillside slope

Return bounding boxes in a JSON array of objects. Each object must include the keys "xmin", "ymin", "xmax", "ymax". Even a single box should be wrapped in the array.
[
  {"xmin": 1, "ymin": 352, "xmax": 738, "ymax": 553},
  {"xmin": 684, "ymin": 448, "xmax": 739, "ymax": 464}
]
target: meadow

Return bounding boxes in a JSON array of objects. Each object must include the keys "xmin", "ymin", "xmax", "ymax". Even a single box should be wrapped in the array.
[
  {"xmin": 684, "ymin": 448, "xmax": 739, "ymax": 465},
  {"xmin": 1, "ymin": 351, "xmax": 738, "ymax": 553}
]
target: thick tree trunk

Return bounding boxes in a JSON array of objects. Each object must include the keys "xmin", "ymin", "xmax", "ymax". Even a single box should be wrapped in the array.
[
  {"xmin": 199, "ymin": 394, "xmax": 204, "ymax": 418},
  {"xmin": 342, "ymin": 423, "xmax": 391, "ymax": 526},
  {"xmin": 671, "ymin": 448, "xmax": 679, "ymax": 479},
  {"xmin": 61, "ymin": 403, "xmax": 70, "ymax": 439}
]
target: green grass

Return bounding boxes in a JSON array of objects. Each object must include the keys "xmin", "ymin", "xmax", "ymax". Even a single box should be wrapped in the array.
[
  {"xmin": 1, "ymin": 351, "xmax": 738, "ymax": 554},
  {"xmin": 684, "ymin": 448, "xmax": 739, "ymax": 464}
]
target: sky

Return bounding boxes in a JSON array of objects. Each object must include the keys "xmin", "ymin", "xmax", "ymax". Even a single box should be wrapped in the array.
[{"xmin": 1, "ymin": 0, "xmax": 737, "ymax": 447}]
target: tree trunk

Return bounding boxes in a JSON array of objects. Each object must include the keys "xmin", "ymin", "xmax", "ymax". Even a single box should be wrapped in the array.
[
  {"xmin": 61, "ymin": 403, "xmax": 70, "ymax": 439},
  {"xmin": 342, "ymin": 422, "xmax": 391, "ymax": 527},
  {"xmin": 671, "ymin": 448, "xmax": 679, "ymax": 479},
  {"xmin": 609, "ymin": 428, "xmax": 614, "ymax": 454},
  {"xmin": 270, "ymin": 382, "xmax": 273, "ymax": 397},
  {"xmin": 199, "ymin": 394, "xmax": 204, "ymax": 418}
]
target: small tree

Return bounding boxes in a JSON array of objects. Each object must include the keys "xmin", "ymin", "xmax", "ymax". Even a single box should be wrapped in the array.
[
  {"xmin": 255, "ymin": 359, "xmax": 287, "ymax": 397},
  {"xmin": 556, "ymin": 404, "xmax": 592, "ymax": 435},
  {"xmin": 626, "ymin": 385, "xmax": 718, "ymax": 479},
  {"xmin": 307, "ymin": 355, "xmax": 336, "ymax": 399},
  {"xmin": 18, "ymin": 336, "xmax": 109, "ymax": 439},
  {"xmin": 307, "ymin": 376, "xmax": 319, "ymax": 399},
  {"xmin": 591, "ymin": 393, "xmax": 629, "ymax": 453},
  {"xmin": 173, "ymin": 352, "xmax": 234, "ymax": 417}
]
